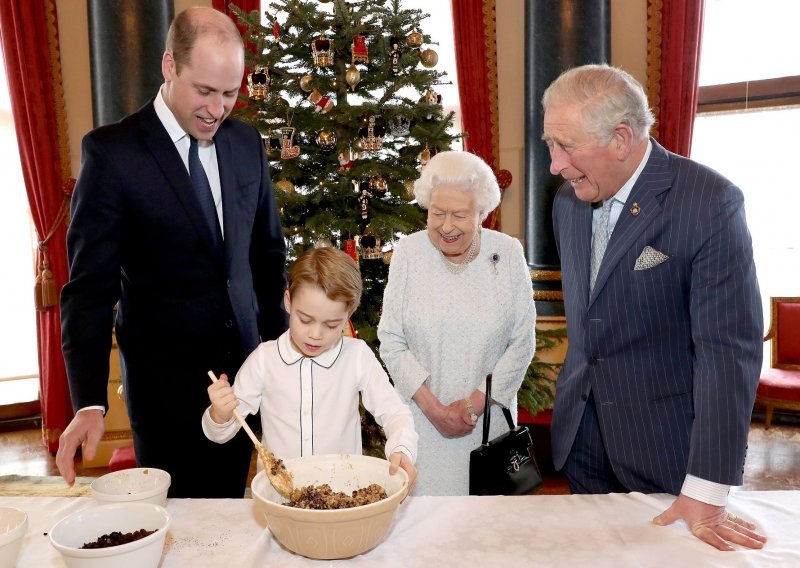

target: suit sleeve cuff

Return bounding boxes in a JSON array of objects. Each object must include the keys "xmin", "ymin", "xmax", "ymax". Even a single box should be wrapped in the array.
[
  {"xmin": 77, "ymin": 405, "xmax": 106, "ymax": 416},
  {"xmin": 681, "ymin": 474, "xmax": 730, "ymax": 506}
]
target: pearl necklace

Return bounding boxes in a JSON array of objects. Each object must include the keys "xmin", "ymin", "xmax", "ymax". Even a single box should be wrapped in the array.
[{"xmin": 440, "ymin": 231, "xmax": 480, "ymax": 275}]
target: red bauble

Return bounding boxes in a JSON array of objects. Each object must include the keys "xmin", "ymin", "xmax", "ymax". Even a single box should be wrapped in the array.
[{"xmin": 495, "ymin": 169, "xmax": 513, "ymax": 190}]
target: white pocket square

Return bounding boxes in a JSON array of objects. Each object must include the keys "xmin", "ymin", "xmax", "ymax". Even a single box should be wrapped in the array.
[{"xmin": 634, "ymin": 246, "xmax": 669, "ymax": 270}]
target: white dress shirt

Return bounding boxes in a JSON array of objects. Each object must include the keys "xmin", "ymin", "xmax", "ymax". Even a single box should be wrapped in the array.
[{"xmin": 202, "ymin": 331, "xmax": 418, "ymax": 466}]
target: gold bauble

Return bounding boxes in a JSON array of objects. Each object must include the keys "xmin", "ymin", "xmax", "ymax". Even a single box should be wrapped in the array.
[
  {"xmin": 406, "ymin": 29, "xmax": 423, "ymax": 49},
  {"xmin": 345, "ymin": 65, "xmax": 361, "ymax": 91},
  {"xmin": 275, "ymin": 180, "xmax": 295, "ymax": 193},
  {"xmin": 368, "ymin": 175, "xmax": 388, "ymax": 195},
  {"xmin": 316, "ymin": 130, "xmax": 337, "ymax": 151},
  {"xmin": 420, "ymin": 48, "xmax": 438, "ymax": 68},
  {"xmin": 299, "ymin": 74, "xmax": 314, "ymax": 92},
  {"xmin": 404, "ymin": 180, "xmax": 415, "ymax": 199}
]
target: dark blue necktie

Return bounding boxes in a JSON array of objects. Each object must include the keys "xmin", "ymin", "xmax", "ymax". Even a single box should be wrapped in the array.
[{"xmin": 188, "ymin": 136, "xmax": 221, "ymax": 248}]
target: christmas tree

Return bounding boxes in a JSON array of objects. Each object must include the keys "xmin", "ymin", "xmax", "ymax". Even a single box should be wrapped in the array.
[{"xmin": 231, "ymin": 0, "xmax": 460, "ymax": 350}]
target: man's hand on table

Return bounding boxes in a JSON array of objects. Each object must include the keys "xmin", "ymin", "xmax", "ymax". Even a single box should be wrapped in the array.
[
  {"xmin": 653, "ymin": 493, "xmax": 767, "ymax": 551},
  {"xmin": 55, "ymin": 409, "xmax": 105, "ymax": 486}
]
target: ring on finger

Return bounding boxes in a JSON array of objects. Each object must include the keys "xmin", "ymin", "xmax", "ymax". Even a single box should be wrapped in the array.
[{"xmin": 726, "ymin": 512, "xmax": 738, "ymax": 523}]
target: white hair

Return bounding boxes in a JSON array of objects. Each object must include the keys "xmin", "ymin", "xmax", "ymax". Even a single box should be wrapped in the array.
[
  {"xmin": 542, "ymin": 64, "xmax": 655, "ymax": 145},
  {"xmin": 413, "ymin": 151, "xmax": 500, "ymax": 221}
]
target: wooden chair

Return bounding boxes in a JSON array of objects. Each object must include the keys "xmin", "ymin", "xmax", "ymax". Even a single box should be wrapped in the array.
[{"xmin": 756, "ymin": 297, "xmax": 800, "ymax": 428}]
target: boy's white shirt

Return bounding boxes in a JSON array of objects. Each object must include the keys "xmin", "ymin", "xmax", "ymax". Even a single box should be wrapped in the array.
[{"xmin": 202, "ymin": 330, "xmax": 418, "ymax": 466}]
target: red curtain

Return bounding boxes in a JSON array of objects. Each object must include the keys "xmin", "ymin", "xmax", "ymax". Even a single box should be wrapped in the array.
[
  {"xmin": 646, "ymin": 0, "xmax": 705, "ymax": 157},
  {"xmin": 0, "ymin": 0, "xmax": 74, "ymax": 452},
  {"xmin": 451, "ymin": 0, "xmax": 503, "ymax": 231}
]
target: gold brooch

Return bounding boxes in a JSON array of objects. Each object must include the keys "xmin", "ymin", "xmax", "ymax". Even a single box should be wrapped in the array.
[{"xmin": 630, "ymin": 202, "xmax": 640, "ymax": 216}]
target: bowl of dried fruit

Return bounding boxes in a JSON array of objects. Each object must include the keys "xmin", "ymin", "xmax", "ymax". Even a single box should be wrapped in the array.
[
  {"xmin": 91, "ymin": 467, "xmax": 171, "ymax": 506},
  {"xmin": 48, "ymin": 502, "xmax": 171, "ymax": 568},
  {"xmin": 251, "ymin": 453, "xmax": 409, "ymax": 560}
]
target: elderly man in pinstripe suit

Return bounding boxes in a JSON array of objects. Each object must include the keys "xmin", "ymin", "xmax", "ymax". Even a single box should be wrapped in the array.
[{"xmin": 542, "ymin": 65, "xmax": 766, "ymax": 550}]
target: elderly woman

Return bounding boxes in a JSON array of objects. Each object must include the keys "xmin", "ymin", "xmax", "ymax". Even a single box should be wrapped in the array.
[{"xmin": 378, "ymin": 151, "xmax": 536, "ymax": 495}]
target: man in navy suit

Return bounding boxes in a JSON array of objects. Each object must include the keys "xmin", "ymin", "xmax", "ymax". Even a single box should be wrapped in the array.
[
  {"xmin": 543, "ymin": 65, "xmax": 766, "ymax": 550},
  {"xmin": 56, "ymin": 7, "xmax": 288, "ymax": 497}
]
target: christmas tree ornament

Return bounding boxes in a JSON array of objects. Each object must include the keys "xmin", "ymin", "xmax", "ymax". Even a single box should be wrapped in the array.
[
  {"xmin": 263, "ymin": 133, "xmax": 283, "ymax": 157},
  {"xmin": 315, "ymin": 236, "xmax": 333, "ymax": 248},
  {"xmin": 274, "ymin": 96, "xmax": 289, "ymax": 108},
  {"xmin": 368, "ymin": 175, "xmax": 388, "ymax": 196},
  {"xmin": 419, "ymin": 88, "xmax": 442, "ymax": 119},
  {"xmin": 343, "ymin": 239, "xmax": 358, "ymax": 262},
  {"xmin": 352, "ymin": 35, "xmax": 369, "ymax": 64},
  {"xmin": 417, "ymin": 145, "xmax": 438, "ymax": 171},
  {"xmin": 311, "ymin": 35, "xmax": 334, "ymax": 67},
  {"xmin": 420, "ymin": 48, "xmax": 439, "ymax": 68},
  {"xmin": 406, "ymin": 28, "xmax": 423, "ymax": 49},
  {"xmin": 389, "ymin": 115, "xmax": 411, "ymax": 137},
  {"xmin": 495, "ymin": 168, "xmax": 513, "ymax": 190},
  {"xmin": 307, "ymin": 89, "xmax": 334, "ymax": 113},
  {"xmin": 389, "ymin": 37, "xmax": 403, "ymax": 75},
  {"xmin": 299, "ymin": 74, "xmax": 314, "ymax": 92},
  {"xmin": 316, "ymin": 130, "xmax": 337, "ymax": 151},
  {"xmin": 338, "ymin": 147, "xmax": 360, "ymax": 171},
  {"xmin": 359, "ymin": 234, "xmax": 383, "ymax": 260},
  {"xmin": 382, "ymin": 249, "xmax": 393, "ymax": 265},
  {"xmin": 357, "ymin": 186, "xmax": 372, "ymax": 221},
  {"xmin": 358, "ymin": 115, "xmax": 385, "ymax": 151},
  {"xmin": 274, "ymin": 180, "xmax": 295, "ymax": 193},
  {"xmin": 247, "ymin": 67, "xmax": 270, "ymax": 100},
  {"xmin": 345, "ymin": 65, "xmax": 361, "ymax": 91},
  {"xmin": 272, "ymin": 20, "xmax": 280, "ymax": 41},
  {"xmin": 404, "ymin": 180, "xmax": 415, "ymax": 199},
  {"xmin": 278, "ymin": 126, "xmax": 300, "ymax": 159}
]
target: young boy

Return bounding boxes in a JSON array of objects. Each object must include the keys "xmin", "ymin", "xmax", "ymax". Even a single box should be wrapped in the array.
[{"xmin": 202, "ymin": 247, "xmax": 418, "ymax": 487}]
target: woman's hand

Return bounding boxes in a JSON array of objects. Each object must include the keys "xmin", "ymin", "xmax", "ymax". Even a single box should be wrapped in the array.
[{"xmin": 207, "ymin": 373, "xmax": 238, "ymax": 424}]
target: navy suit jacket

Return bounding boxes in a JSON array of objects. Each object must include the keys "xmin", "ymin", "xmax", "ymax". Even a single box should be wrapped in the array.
[
  {"xmin": 551, "ymin": 139, "xmax": 762, "ymax": 494},
  {"xmin": 61, "ymin": 100, "xmax": 288, "ymax": 440}
]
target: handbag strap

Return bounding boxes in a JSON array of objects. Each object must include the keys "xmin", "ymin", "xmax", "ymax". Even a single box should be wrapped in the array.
[{"xmin": 480, "ymin": 374, "xmax": 518, "ymax": 446}]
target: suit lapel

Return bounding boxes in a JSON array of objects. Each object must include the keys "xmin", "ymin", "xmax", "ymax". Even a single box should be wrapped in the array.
[
  {"xmin": 215, "ymin": 126, "xmax": 238, "ymax": 272},
  {"xmin": 589, "ymin": 139, "xmax": 673, "ymax": 306},
  {"xmin": 139, "ymin": 103, "xmax": 223, "ymax": 261}
]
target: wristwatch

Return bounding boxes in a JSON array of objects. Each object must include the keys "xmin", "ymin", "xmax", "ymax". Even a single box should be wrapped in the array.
[{"xmin": 465, "ymin": 397, "xmax": 478, "ymax": 423}]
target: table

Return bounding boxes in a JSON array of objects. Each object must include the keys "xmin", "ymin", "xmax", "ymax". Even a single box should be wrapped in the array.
[{"xmin": 2, "ymin": 491, "xmax": 798, "ymax": 566}]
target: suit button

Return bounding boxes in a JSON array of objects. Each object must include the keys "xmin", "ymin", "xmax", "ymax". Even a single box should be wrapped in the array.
[
  {"xmin": 581, "ymin": 393, "xmax": 588, "ymax": 401},
  {"xmin": 225, "ymin": 319, "xmax": 234, "ymax": 328},
  {"xmin": 226, "ymin": 279, "xmax": 231, "ymax": 288},
  {"xmin": 588, "ymin": 357, "xmax": 598, "ymax": 365}
]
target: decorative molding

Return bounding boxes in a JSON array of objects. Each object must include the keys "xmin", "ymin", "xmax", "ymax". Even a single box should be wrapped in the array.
[
  {"xmin": 533, "ymin": 290, "xmax": 563, "ymax": 301},
  {"xmin": 482, "ymin": 0, "xmax": 499, "ymax": 168},
  {"xmin": 530, "ymin": 270, "xmax": 562, "ymax": 281},
  {"xmin": 45, "ymin": 0, "xmax": 72, "ymax": 181},
  {"xmin": 645, "ymin": 0, "xmax": 663, "ymax": 140}
]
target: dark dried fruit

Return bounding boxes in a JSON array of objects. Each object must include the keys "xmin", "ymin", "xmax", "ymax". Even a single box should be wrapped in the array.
[{"xmin": 81, "ymin": 529, "xmax": 156, "ymax": 549}]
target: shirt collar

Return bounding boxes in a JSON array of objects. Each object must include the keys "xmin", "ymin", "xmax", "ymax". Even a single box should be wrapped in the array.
[
  {"xmin": 276, "ymin": 330, "xmax": 343, "ymax": 369},
  {"xmin": 610, "ymin": 138, "xmax": 652, "ymax": 206},
  {"xmin": 154, "ymin": 87, "xmax": 190, "ymax": 145}
]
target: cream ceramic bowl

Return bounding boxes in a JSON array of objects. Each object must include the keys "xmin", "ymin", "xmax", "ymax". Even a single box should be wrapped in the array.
[
  {"xmin": 91, "ymin": 467, "xmax": 171, "ymax": 506},
  {"xmin": 0, "ymin": 507, "xmax": 28, "ymax": 568},
  {"xmin": 251, "ymin": 453, "xmax": 409, "ymax": 560},
  {"xmin": 48, "ymin": 502, "xmax": 171, "ymax": 568}
]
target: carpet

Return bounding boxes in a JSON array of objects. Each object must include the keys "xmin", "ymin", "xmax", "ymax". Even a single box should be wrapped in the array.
[{"xmin": 0, "ymin": 474, "xmax": 94, "ymax": 497}]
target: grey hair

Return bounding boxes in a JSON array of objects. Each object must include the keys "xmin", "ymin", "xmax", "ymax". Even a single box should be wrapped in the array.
[
  {"xmin": 542, "ymin": 64, "xmax": 655, "ymax": 145},
  {"xmin": 413, "ymin": 151, "xmax": 501, "ymax": 221}
]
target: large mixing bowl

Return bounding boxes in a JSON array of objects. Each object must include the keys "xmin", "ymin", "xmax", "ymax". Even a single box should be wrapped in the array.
[{"xmin": 251, "ymin": 453, "xmax": 409, "ymax": 560}]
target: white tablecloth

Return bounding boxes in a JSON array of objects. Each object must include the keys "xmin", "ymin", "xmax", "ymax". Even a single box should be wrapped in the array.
[{"xmin": 2, "ymin": 491, "xmax": 798, "ymax": 567}]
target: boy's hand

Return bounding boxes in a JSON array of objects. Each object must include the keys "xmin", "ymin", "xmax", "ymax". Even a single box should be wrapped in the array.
[
  {"xmin": 207, "ymin": 373, "xmax": 238, "ymax": 424},
  {"xmin": 389, "ymin": 451, "xmax": 417, "ymax": 500}
]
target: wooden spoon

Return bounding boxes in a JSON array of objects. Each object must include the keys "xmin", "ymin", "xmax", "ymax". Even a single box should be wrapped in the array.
[{"xmin": 207, "ymin": 371, "xmax": 294, "ymax": 499}]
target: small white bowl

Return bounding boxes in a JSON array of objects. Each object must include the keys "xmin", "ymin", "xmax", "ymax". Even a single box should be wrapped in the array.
[
  {"xmin": 49, "ymin": 502, "xmax": 171, "ymax": 568},
  {"xmin": 0, "ymin": 507, "xmax": 28, "ymax": 568},
  {"xmin": 91, "ymin": 467, "xmax": 171, "ymax": 506}
]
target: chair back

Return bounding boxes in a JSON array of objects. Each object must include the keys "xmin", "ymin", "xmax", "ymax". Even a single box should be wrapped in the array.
[{"xmin": 767, "ymin": 297, "xmax": 800, "ymax": 370}]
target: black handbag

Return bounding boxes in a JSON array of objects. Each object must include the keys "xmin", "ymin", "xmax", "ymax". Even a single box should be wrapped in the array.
[{"xmin": 469, "ymin": 374, "xmax": 543, "ymax": 496}]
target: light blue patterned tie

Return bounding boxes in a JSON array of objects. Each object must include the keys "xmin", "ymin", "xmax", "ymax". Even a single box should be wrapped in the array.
[
  {"xmin": 589, "ymin": 199, "xmax": 612, "ymax": 290},
  {"xmin": 188, "ymin": 136, "xmax": 221, "ymax": 248}
]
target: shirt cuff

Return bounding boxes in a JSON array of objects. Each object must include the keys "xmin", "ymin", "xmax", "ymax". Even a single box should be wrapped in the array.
[
  {"xmin": 681, "ymin": 474, "xmax": 730, "ymax": 506},
  {"xmin": 77, "ymin": 405, "xmax": 106, "ymax": 416}
]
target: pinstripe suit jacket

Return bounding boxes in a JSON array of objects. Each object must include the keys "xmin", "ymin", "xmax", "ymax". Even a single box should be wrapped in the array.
[{"xmin": 550, "ymin": 139, "xmax": 763, "ymax": 494}]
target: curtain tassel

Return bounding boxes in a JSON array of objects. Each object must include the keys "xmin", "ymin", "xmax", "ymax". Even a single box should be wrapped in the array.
[{"xmin": 35, "ymin": 245, "xmax": 57, "ymax": 311}]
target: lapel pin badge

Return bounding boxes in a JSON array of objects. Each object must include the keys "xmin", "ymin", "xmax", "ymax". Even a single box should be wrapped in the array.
[{"xmin": 630, "ymin": 202, "xmax": 640, "ymax": 216}]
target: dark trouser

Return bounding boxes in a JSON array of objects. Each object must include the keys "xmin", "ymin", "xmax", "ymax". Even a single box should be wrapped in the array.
[{"xmin": 562, "ymin": 392, "xmax": 628, "ymax": 494}]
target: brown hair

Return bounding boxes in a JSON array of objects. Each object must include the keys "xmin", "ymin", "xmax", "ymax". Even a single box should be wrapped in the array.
[
  {"xmin": 288, "ymin": 247, "xmax": 362, "ymax": 315},
  {"xmin": 165, "ymin": 7, "xmax": 243, "ymax": 74}
]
